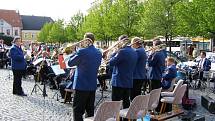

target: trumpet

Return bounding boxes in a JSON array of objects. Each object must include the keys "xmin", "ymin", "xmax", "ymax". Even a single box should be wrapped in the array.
[{"xmin": 62, "ymin": 38, "xmax": 93, "ymax": 54}]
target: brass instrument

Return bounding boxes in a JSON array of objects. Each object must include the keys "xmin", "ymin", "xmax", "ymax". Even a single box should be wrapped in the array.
[
  {"xmin": 62, "ymin": 38, "xmax": 93, "ymax": 54},
  {"xmin": 102, "ymin": 39, "xmax": 130, "ymax": 64},
  {"xmin": 146, "ymin": 43, "xmax": 166, "ymax": 52}
]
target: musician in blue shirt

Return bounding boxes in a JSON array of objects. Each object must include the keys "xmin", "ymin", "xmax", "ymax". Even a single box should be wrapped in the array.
[
  {"xmin": 9, "ymin": 36, "xmax": 27, "ymax": 96},
  {"xmin": 161, "ymin": 57, "xmax": 177, "ymax": 89},
  {"xmin": 130, "ymin": 37, "xmax": 147, "ymax": 101},
  {"xmin": 68, "ymin": 33, "xmax": 102, "ymax": 121},
  {"xmin": 148, "ymin": 39, "xmax": 166, "ymax": 90},
  {"xmin": 109, "ymin": 35, "xmax": 138, "ymax": 108}
]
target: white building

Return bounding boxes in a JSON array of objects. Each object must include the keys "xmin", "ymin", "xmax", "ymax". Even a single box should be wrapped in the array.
[{"xmin": 0, "ymin": 9, "xmax": 22, "ymax": 36}]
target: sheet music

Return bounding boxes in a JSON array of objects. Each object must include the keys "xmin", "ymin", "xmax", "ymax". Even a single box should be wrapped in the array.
[
  {"xmin": 33, "ymin": 58, "xmax": 53, "ymax": 66},
  {"xmin": 33, "ymin": 58, "xmax": 43, "ymax": 66},
  {"xmin": 183, "ymin": 61, "xmax": 197, "ymax": 67},
  {"xmin": 51, "ymin": 65, "xmax": 65, "ymax": 75},
  {"xmin": 211, "ymin": 63, "xmax": 215, "ymax": 71}
]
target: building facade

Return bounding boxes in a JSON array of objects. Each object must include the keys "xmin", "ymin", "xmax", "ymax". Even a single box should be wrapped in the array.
[
  {"xmin": 0, "ymin": 9, "xmax": 22, "ymax": 36},
  {"xmin": 21, "ymin": 15, "xmax": 53, "ymax": 45}
]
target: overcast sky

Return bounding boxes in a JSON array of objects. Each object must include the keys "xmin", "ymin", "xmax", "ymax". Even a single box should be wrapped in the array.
[{"xmin": 0, "ymin": 0, "xmax": 95, "ymax": 21}]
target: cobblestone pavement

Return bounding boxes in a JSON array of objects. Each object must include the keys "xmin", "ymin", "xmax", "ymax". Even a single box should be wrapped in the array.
[
  {"xmin": 0, "ymin": 68, "xmax": 215, "ymax": 121},
  {"xmin": 0, "ymin": 69, "xmax": 73, "ymax": 121}
]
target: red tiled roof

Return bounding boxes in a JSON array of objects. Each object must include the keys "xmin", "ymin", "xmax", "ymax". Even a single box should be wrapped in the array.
[{"xmin": 0, "ymin": 9, "xmax": 22, "ymax": 27}]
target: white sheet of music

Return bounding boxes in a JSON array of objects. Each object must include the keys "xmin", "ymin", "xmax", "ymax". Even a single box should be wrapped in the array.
[
  {"xmin": 183, "ymin": 61, "xmax": 197, "ymax": 67},
  {"xmin": 51, "ymin": 65, "xmax": 65, "ymax": 75},
  {"xmin": 33, "ymin": 58, "xmax": 43, "ymax": 66},
  {"xmin": 211, "ymin": 63, "xmax": 215, "ymax": 71}
]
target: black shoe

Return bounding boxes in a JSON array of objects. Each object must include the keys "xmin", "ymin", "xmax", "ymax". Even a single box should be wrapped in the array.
[{"xmin": 18, "ymin": 93, "xmax": 27, "ymax": 96}]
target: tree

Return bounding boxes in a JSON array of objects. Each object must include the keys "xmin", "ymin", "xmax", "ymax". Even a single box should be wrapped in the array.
[
  {"xmin": 79, "ymin": 0, "xmax": 144, "ymax": 41},
  {"xmin": 37, "ymin": 23, "xmax": 53, "ymax": 42},
  {"xmin": 48, "ymin": 20, "xmax": 66, "ymax": 44},
  {"xmin": 66, "ymin": 12, "xmax": 84, "ymax": 41}
]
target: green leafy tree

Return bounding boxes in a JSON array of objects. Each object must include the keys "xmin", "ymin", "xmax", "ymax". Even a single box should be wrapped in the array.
[
  {"xmin": 48, "ymin": 20, "xmax": 66, "ymax": 44},
  {"xmin": 79, "ymin": 0, "xmax": 144, "ymax": 41},
  {"xmin": 37, "ymin": 23, "xmax": 53, "ymax": 42},
  {"xmin": 66, "ymin": 12, "xmax": 84, "ymax": 41}
]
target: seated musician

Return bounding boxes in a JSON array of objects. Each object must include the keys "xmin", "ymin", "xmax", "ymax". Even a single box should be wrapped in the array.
[
  {"xmin": 97, "ymin": 64, "xmax": 112, "ymax": 90},
  {"xmin": 198, "ymin": 51, "xmax": 211, "ymax": 88},
  {"xmin": 59, "ymin": 68, "xmax": 75, "ymax": 100},
  {"xmin": 35, "ymin": 46, "xmax": 51, "ymax": 60},
  {"xmin": 38, "ymin": 60, "xmax": 56, "ymax": 89},
  {"xmin": 161, "ymin": 57, "xmax": 177, "ymax": 90}
]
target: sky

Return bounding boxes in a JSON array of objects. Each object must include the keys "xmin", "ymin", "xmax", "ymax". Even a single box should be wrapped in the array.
[{"xmin": 0, "ymin": 0, "xmax": 95, "ymax": 21}]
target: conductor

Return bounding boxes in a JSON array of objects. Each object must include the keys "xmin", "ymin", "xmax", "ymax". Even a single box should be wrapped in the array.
[{"xmin": 10, "ymin": 36, "xmax": 27, "ymax": 96}]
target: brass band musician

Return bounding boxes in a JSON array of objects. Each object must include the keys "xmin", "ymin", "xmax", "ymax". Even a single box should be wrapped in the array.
[
  {"xmin": 130, "ymin": 37, "xmax": 147, "ymax": 101},
  {"xmin": 148, "ymin": 38, "xmax": 166, "ymax": 90},
  {"xmin": 67, "ymin": 33, "xmax": 102, "ymax": 121},
  {"xmin": 107, "ymin": 35, "xmax": 138, "ymax": 108}
]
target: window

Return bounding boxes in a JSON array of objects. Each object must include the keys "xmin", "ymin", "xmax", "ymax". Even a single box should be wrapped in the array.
[
  {"xmin": 15, "ymin": 30, "xmax": 18, "ymax": 36},
  {"xmin": 0, "ymin": 20, "xmax": 3, "ymax": 25},
  {"xmin": 24, "ymin": 33, "xmax": 28, "ymax": 38},
  {"xmin": 6, "ymin": 29, "xmax": 10, "ymax": 35},
  {"xmin": 32, "ymin": 33, "xmax": 36, "ymax": 39}
]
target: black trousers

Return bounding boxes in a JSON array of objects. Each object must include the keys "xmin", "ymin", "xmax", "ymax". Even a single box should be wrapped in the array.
[
  {"xmin": 12, "ymin": 70, "xmax": 26, "ymax": 94},
  {"xmin": 150, "ymin": 79, "xmax": 161, "ymax": 91},
  {"xmin": 196, "ymin": 71, "xmax": 207, "ymax": 88},
  {"xmin": 130, "ymin": 79, "xmax": 145, "ymax": 101},
  {"xmin": 112, "ymin": 86, "xmax": 130, "ymax": 108},
  {"xmin": 59, "ymin": 81, "xmax": 72, "ymax": 99},
  {"xmin": 73, "ymin": 90, "xmax": 95, "ymax": 121}
]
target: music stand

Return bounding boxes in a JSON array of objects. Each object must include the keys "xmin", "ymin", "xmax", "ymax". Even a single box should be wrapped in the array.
[
  {"xmin": 51, "ymin": 65, "xmax": 65, "ymax": 101},
  {"xmin": 31, "ymin": 59, "xmax": 48, "ymax": 98},
  {"xmin": 95, "ymin": 79, "xmax": 110, "ymax": 107}
]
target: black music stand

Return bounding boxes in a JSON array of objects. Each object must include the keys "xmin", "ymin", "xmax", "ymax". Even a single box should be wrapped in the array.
[
  {"xmin": 31, "ymin": 60, "xmax": 48, "ymax": 98},
  {"xmin": 31, "ymin": 76, "xmax": 43, "ymax": 95},
  {"xmin": 95, "ymin": 79, "xmax": 110, "ymax": 107},
  {"xmin": 95, "ymin": 86, "xmax": 108, "ymax": 107},
  {"xmin": 31, "ymin": 74, "xmax": 48, "ymax": 98}
]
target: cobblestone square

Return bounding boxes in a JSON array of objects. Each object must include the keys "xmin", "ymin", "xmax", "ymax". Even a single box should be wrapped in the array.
[{"xmin": 0, "ymin": 69, "xmax": 215, "ymax": 121}]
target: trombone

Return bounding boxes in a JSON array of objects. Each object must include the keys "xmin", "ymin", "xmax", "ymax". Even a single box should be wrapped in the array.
[
  {"xmin": 146, "ymin": 43, "xmax": 166, "ymax": 52},
  {"xmin": 102, "ymin": 39, "xmax": 130, "ymax": 64},
  {"xmin": 62, "ymin": 38, "xmax": 93, "ymax": 55}
]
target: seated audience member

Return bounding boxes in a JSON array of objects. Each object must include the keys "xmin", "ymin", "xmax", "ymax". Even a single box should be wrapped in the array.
[{"xmin": 161, "ymin": 57, "xmax": 177, "ymax": 90}]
